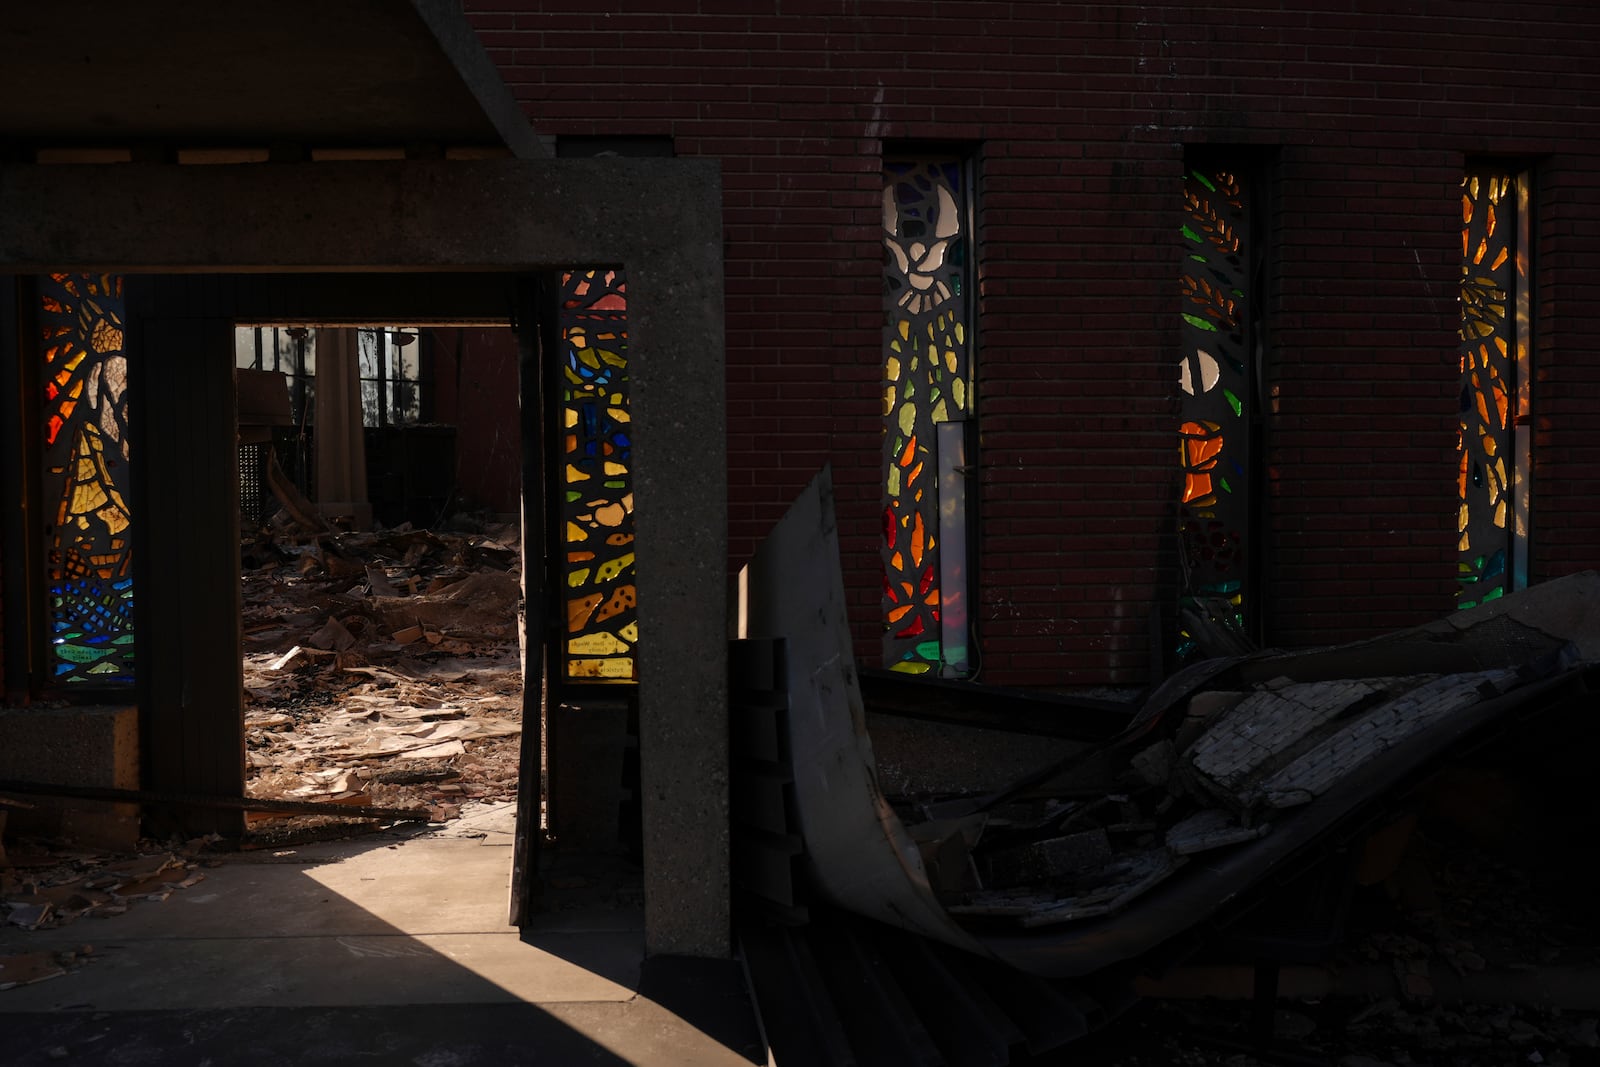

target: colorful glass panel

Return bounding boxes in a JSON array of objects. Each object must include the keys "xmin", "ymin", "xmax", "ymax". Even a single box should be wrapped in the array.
[
  {"xmin": 882, "ymin": 158, "xmax": 973, "ymax": 674},
  {"xmin": 1177, "ymin": 168, "xmax": 1251, "ymax": 658},
  {"xmin": 40, "ymin": 273, "xmax": 134, "ymax": 685},
  {"xmin": 560, "ymin": 269, "xmax": 637, "ymax": 681},
  {"xmin": 1456, "ymin": 169, "xmax": 1525, "ymax": 609}
]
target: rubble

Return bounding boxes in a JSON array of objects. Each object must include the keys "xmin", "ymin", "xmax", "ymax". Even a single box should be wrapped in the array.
[
  {"xmin": 238, "ymin": 516, "xmax": 525, "ymax": 829},
  {"xmin": 0, "ymin": 836, "xmax": 214, "ymax": 989},
  {"xmin": 736, "ymin": 473, "xmax": 1600, "ymax": 1063},
  {"xmin": 738, "ymin": 468, "xmax": 1600, "ymax": 981}
]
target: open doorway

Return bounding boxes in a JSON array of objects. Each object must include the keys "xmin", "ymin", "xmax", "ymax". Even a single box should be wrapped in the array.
[{"xmin": 231, "ymin": 323, "xmax": 530, "ymax": 847}]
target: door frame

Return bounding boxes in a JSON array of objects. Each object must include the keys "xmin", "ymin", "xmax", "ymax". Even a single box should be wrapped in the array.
[{"xmin": 0, "ymin": 158, "xmax": 730, "ymax": 958}]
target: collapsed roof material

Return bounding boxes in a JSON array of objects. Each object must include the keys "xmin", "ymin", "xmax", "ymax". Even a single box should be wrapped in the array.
[{"xmin": 739, "ymin": 467, "xmax": 1600, "ymax": 977}]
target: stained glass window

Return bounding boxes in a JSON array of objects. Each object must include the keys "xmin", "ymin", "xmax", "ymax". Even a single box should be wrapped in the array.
[
  {"xmin": 39, "ymin": 273, "xmax": 134, "ymax": 685},
  {"xmin": 1177, "ymin": 166, "xmax": 1253, "ymax": 658},
  {"xmin": 1456, "ymin": 168, "xmax": 1530, "ymax": 608},
  {"xmin": 560, "ymin": 269, "xmax": 637, "ymax": 682},
  {"xmin": 882, "ymin": 157, "xmax": 974, "ymax": 676}
]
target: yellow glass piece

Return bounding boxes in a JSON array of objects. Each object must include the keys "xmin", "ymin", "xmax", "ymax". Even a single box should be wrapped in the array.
[
  {"xmin": 568, "ymin": 567, "xmax": 591, "ymax": 588},
  {"xmin": 564, "ymin": 408, "xmax": 578, "ymax": 428},
  {"xmin": 1458, "ymin": 503, "xmax": 1470, "ymax": 533},
  {"xmin": 91, "ymin": 319, "xmax": 123, "ymax": 354},
  {"xmin": 897, "ymin": 319, "xmax": 910, "ymax": 342},
  {"xmin": 570, "ymin": 632, "xmax": 629, "ymax": 656},
  {"xmin": 566, "ymin": 521, "xmax": 589, "ymax": 543},
  {"xmin": 594, "ymin": 502, "xmax": 627, "ymax": 527},
  {"xmin": 886, "ymin": 465, "xmax": 900, "ymax": 497},
  {"xmin": 72, "ymin": 477, "xmax": 108, "ymax": 516},
  {"xmin": 568, "ymin": 657, "xmax": 634, "ymax": 679},
  {"xmin": 944, "ymin": 349, "xmax": 957, "ymax": 373},
  {"xmin": 96, "ymin": 502, "xmax": 129, "ymax": 536},
  {"xmin": 952, "ymin": 378, "xmax": 966, "ymax": 412},
  {"xmin": 63, "ymin": 350, "xmax": 86, "ymax": 374},
  {"xmin": 612, "ymin": 393, "xmax": 624, "ymax": 405},
  {"xmin": 604, "ymin": 461, "xmax": 628, "ymax": 477},
  {"xmin": 955, "ymin": 322, "xmax": 965, "ymax": 345},
  {"xmin": 883, "ymin": 386, "xmax": 895, "ymax": 416},
  {"xmin": 596, "ymin": 551, "xmax": 636, "ymax": 583},
  {"xmin": 897, "ymin": 402, "xmax": 916, "ymax": 436},
  {"xmin": 890, "ymin": 661, "xmax": 932, "ymax": 675},
  {"xmin": 565, "ymin": 463, "xmax": 591, "ymax": 483},
  {"xmin": 886, "ymin": 356, "xmax": 900, "ymax": 382},
  {"xmin": 1493, "ymin": 499, "xmax": 1507, "ymax": 528},
  {"xmin": 620, "ymin": 621, "xmax": 638, "ymax": 642},
  {"xmin": 932, "ymin": 398, "xmax": 949, "ymax": 423},
  {"xmin": 608, "ymin": 407, "xmax": 630, "ymax": 423}
]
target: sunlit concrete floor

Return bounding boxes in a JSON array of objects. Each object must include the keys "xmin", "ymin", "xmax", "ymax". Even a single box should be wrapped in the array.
[{"xmin": 0, "ymin": 804, "xmax": 766, "ymax": 1066}]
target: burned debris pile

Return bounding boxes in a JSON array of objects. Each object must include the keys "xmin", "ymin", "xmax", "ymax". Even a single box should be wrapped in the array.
[
  {"xmin": 241, "ymin": 516, "xmax": 524, "ymax": 828},
  {"xmin": 737, "ymin": 469, "xmax": 1600, "ymax": 978},
  {"xmin": 905, "ymin": 661, "xmax": 1575, "ymax": 931}
]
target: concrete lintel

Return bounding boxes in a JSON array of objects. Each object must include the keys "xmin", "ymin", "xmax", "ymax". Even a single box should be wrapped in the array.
[
  {"xmin": 0, "ymin": 156, "xmax": 729, "ymax": 957},
  {"xmin": 0, "ymin": 159, "xmax": 718, "ymax": 273}
]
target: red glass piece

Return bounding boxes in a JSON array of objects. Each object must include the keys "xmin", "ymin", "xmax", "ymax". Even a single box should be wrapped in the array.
[
  {"xmin": 919, "ymin": 564, "xmax": 935, "ymax": 595},
  {"xmin": 895, "ymin": 614, "xmax": 926, "ymax": 639}
]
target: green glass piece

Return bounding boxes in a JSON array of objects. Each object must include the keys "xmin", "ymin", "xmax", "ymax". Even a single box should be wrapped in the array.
[
  {"xmin": 55, "ymin": 644, "xmax": 113, "ymax": 664},
  {"xmin": 1459, "ymin": 598, "xmax": 1479, "ymax": 610},
  {"xmin": 1181, "ymin": 225, "xmax": 1202, "ymax": 244},
  {"xmin": 1224, "ymin": 389, "xmax": 1242, "ymax": 416},
  {"xmin": 1191, "ymin": 171, "xmax": 1217, "ymax": 192},
  {"xmin": 603, "ymin": 480, "xmax": 626, "ymax": 489},
  {"xmin": 914, "ymin": 639, "xmax": 941, "ymax": 661},
  {"xmin": 1482, "ymin": 586, "xmax": 1505, "ymax": 602},
  {"xmin": 1190, "ymin": 254, "xmax": 1208, "ymax": 263},
  {"xmin": 1181, "ymin": 313, "xmax": 1218, "ymax": 333},
  {"xmin": 1219, "ymin": 476, "xmax": 1231, "ymax": 493}
]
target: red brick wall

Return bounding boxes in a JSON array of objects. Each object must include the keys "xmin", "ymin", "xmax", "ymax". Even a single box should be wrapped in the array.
[{"xmin": 462, "ymin": 1, "xmax": 1600, "ymax": 686}]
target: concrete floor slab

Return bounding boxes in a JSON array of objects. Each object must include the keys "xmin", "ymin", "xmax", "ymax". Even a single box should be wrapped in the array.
[{"xmin": 0, "ymin": 829, "xmax": 763, "ymax": 1065}]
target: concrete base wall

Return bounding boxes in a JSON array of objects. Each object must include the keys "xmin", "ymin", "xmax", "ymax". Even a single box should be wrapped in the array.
[
  {"xmin": 0, "ymin": 705, "xmax": 139, "ymax": 851},
  {"xmin": 551, "ymin": 702, "xmax": 630, "ymax": 852}
]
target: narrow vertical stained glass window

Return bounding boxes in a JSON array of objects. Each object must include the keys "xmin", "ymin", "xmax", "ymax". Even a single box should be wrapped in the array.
[
  {"xmin": 882, "ymin": 157, "xmax": 974, "ymax": 676},
  {"xmin": 1177, "ymin": 166, "xmax": 1253, "ymax": 658},
  {"xmin": 1457, "ymin": 168, "xmax": 1531, "ymax": 608},
  {"xmin": 40, "ymin": 273, "xmax": 135, "ymax": 685},
  {"xmin": 560, "ymin": 269, "xmax": 637, "ymax": 682}
]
